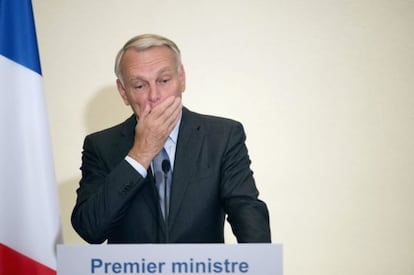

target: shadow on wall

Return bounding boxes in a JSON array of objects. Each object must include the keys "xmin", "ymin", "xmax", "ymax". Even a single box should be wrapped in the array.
[{"xmin": 58, "ymin": 85, "xmax": 132, "ymax": 244}]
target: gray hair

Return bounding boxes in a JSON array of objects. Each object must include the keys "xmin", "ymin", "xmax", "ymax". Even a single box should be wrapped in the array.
[{"xmin": 114, "ymin": 34, "xmax": 182, "ymax": 84}]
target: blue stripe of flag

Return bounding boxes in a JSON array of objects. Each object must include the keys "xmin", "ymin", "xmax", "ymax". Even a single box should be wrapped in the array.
[{"xmin": 0, "ymin": 0, "xmax": 42, "ymax": 75}]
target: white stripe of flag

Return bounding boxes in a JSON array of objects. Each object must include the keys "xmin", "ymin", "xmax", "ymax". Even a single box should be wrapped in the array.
[{"xmin": 0, "ymin": 0, "xmax": 62, "ymax": 274}]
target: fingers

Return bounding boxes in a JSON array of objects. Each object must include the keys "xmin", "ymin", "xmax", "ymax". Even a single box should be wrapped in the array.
[
  {"xmin": 148, "ymin": 96, "xmax": 182, "ymax": 131},
  {"xmin": 150, "ymin": 96, "xmax": 181, "ymax": 118},
  {"xmin": 139, "ymin": 103, "xmax": 151, "ymax": 118},
  {"xmin": 130, "ymin": 96, "xmax": 182, "ymax": 167},
  {"xmin": 163, "ymin": 97, "xmax": 182, "ymax": 130}
]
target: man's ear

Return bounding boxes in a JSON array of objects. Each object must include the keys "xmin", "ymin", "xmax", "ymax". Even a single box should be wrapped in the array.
[
  {"xmin": 179, "ymin": 65, "xmax": 186, "ymax": 93},
  {"xmin": 116, "ymin": 79, "xmax": 130, "ymax": 106}
]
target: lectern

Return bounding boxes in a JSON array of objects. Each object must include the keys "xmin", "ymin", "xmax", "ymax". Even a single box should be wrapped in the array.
[{"xmin": 57, "ymin": 243, "xmax": 282, "ymax": 274}]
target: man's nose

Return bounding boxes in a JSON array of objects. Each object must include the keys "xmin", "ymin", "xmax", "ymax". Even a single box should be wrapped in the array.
[{"xmin": 148, "ymin": 83, "xmax": 160, "ymax": 102}]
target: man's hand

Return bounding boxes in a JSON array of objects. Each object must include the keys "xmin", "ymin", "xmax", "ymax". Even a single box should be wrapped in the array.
[{"xmin": 128, "ymin": 96, "xmax": 182, "ymax": 168}]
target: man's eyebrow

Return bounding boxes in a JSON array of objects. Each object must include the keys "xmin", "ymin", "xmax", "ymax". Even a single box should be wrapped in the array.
[
  {"xmin": 158, "ymin": 67, "xmax": 175, "ymax": 74},
  {"xmin": 126, "ymin": 67, "xmax": 176, "ymax": 83},
  {"xmin": 127, "ymin": 76, "xmax": 145, "ymax": 82}
]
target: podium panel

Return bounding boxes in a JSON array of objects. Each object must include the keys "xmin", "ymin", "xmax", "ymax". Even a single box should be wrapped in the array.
[{"xmin": 57, "ymin": 243, "xmax": 282, "ymax": 275}]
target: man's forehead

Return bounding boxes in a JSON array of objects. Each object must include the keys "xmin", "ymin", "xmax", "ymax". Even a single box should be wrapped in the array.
[
  {"xmin": 125, "ymin": 45, "xmax": 174, "ymax": 56},
  {"xmin": 127, "ymin": 66, "xmax": 175, "ymax": 78},
  {"xmin": 122, "ymin": 46, "xmax": 176, "ymax": 66}
]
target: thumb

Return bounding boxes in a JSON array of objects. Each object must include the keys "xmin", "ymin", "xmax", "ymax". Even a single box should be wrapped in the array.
[{"xmin": 140, "ymin": 104, "xmax": 152, "ymax": 118}]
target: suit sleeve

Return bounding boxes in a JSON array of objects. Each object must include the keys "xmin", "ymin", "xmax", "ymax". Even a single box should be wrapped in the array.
[
  {"xmin": 221, "ymin": 122, "xmax": 271, "ymax": 243},
  {"xmin": 71, "ymin": 135, "xmax": 147, "ymax": 244}
]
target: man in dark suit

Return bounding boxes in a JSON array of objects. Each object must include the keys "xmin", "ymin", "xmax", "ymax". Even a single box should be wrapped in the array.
[{"xmin": 71, "ymin": 34, "xmax": 271, "ymax": 244}]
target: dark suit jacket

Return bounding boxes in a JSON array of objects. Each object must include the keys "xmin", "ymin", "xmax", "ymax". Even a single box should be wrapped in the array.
[{"xmin": 71, "ymin": 107, "xmax": 271, "ymax": 243}]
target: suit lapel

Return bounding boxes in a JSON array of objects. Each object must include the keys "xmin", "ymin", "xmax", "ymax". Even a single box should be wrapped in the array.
[{"xmin": 169, "ymin": 108, "xmax": 204, "ymax": 229}]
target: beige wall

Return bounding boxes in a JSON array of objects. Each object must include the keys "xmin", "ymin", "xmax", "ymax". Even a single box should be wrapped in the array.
[{"xmin": 33, "ymin": 1, "xmax": 414, "ymax": 274}]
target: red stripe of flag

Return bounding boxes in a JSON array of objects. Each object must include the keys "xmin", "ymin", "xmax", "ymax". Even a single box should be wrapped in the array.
[{"xmin": 0, "ymin": 243, "xmax": 55, "ymax": 275}]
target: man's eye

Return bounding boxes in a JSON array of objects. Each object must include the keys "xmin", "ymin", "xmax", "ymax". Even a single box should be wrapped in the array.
[
  {"xmin": 160, "ymin": 78, "xmax": 170, "ymax": 84},
  {"xmin": 134, "ymin": 84, "xmax": 146, "ymax": 90}
]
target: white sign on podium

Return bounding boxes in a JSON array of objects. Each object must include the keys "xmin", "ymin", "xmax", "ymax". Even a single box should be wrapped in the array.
[{"xmin": 57, "ymin": 243, "xmax": 282, "ymax": 275}]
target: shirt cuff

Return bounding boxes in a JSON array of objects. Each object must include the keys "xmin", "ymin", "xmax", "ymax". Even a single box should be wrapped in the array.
[{"xmin": 125, "ymin": 156, "xmax": 148, "ymax": 178}]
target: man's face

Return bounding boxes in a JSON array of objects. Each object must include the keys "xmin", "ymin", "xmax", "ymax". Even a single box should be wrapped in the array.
[{"xmin": 117, "ymin": 46, "xmax": 185, "ymax": 116}]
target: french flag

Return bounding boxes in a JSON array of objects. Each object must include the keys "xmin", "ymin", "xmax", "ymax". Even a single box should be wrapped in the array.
[{"xmin": 0, "ymin": 0, "xmax": 62, "ymax": 274}]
